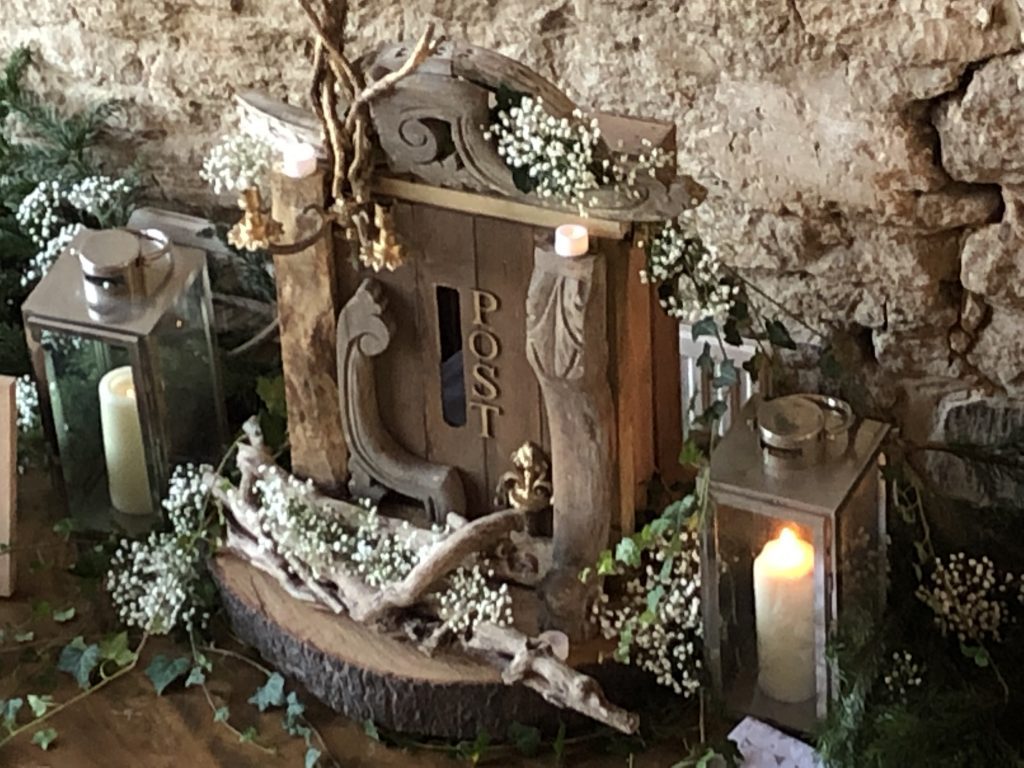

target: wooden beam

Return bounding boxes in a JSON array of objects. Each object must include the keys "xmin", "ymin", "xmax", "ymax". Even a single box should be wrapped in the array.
[
  {"xmin": 0, "ymin": 376, "xmax": 16, "ymax": 597},
  {"xmin": 373, "ymin": 178, "xmax": 630, "ymax": 240},
  {"xmin": 270, "ymin": 169, "xmax": 349, "ymax": 490}
]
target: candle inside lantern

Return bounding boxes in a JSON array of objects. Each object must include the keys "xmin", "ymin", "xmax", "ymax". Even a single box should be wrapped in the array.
[
  {"xmin": 753, "ymin": 526, "xmax": 816, "ymax": 703},
  {"xmin": 281, "ymin": 142, "xmax": 318, "ymax": 179},
  {"xmin": 98, "ymin": 366, "xmax": 153, "ymax": 516},
  {"xmin": 554, "ymin": 224, "xmax": 589, "ymax": 257}
]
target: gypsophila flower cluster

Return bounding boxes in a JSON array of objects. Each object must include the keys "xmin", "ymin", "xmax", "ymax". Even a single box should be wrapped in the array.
[
  {"xmin": 641, "ymin": 220, "xmax": 738, "ymax": 324},
  {"xmin": 484, "ymin": 95, "xmax": 610, "ymax": 210},
  {"xmin": 882, "ymin": 650, "xmax": 925, "ymax": 701},
  {"xmin": 435, "ymin": 563, "xmax": 513, "ymax": 639},
  {"xmin": 916, "ymin": 552, "xmax": 1020, "ymax": 644},
  {"xmin": 16, "ymin": 179, "xmax": 69, "ymax": 248},
  {"xmin": 65, "ymin": 175, "xmax": 135, "ymax": 226},
  {"xmin": 20, "ymin": 222, "xmax": 83, "ymax": 287},
  {"xmin": 592, "ymin": 530, "xmax": 703, "ymax": 696},
  {"xmin": 200, "ymin": 132, "xmax": 273, "ymax": 195},
  {"xmin": 484, "ymin": 93, "xmax": 671, "ymax": 213},
  {"xmin": 106, "ymin": 464, "xmax": 214, "ymax": 634},
  {"xmin": 14, "ymin": 374, "xmax": 39, "ymax": 433}
]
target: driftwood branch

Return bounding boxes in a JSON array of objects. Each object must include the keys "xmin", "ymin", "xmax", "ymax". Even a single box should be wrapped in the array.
[
  {"xmin": 209, "ymin": 421, "xmax": 638, "ymax": 733},
  {"xmin": 469, "ymin": 623, "xmax": 640, "ymax": 735}
]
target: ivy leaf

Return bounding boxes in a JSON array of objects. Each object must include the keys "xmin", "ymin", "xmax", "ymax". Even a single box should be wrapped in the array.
[
  {"xmin": 766, "ymin": 319, "xmax": 796, "ymax": 350},
  {"xmin": 58, "ymin": 637, "xmax": 100, "ymax": 690},
  {"xmin": 249, "ymin": 672, "xmax": 286, "ymax": 712},
  {"xmin": 511, "ymin": 166, "xmax": 536, "ymax": 195},
  {"xmin": 691, "ymin": 317, "xmax": 717, "ymax": 341},
  {"xmin": 14, "ymin": 630, "xmax": 34, "ymax": 643},
  {"xmin": 98, "ymin": 632, "xmax": 135, "ymax": 668},
  {"xmin": 723, "ymin": 316, "xmax": 744, "ymax": 346},
  {"xmin": 305, "ymin": 746, "xmax": 322, "ymax": 768},
  {"xmin": 31, "ymin": 727, "xmax": 57, "ymax": 751},
  {"xmin": 239, "ymin": 726, "xmax": 259, "ymax": 744},
  {"xmin": 284, "ymin": 692, "xmax": 308, "ymax": 737},
  {"xmin": 646, "ymin": 585, "xmax": 666, "ymax": 615},
  {"xmin": 213, "ymin": 706, "xmax": 230, "ymax": 723},
  {"xmin": 507, "ymin": 722, "xmax": 541, "ymax": 757},
  {"xmin": 960, "ymin": 643, "xmax": 990, "ymax": 668},
  {"xmin": 1, "ymin": 697, "xmax": 23, "ymax": 729},
  {"xmin": 596, "ymin": 550, "xmax": 617, "ymax": 576},
  {"xmin": 145, "ymin": 654, "xmax": 191, "ymax": 695},
  {"xmin": 678, "ymin": 440, "xmax": 703, "ymax": 467},
  {"xmin": 696, "ymin": 342, "xmax": 714, "ymax": 375},
  {"xmin": 363, "ymin": 719, "xmax": 381, "ymax": 742},
  {"xmin": 27, "ymin": 694, "xmax": 53, "ymax": 718},
  {"xmin": 51, "ymin": 607, "xmax": 75, "ymax": 623},
  {"xmin": 614, "ymin": 538, "xmax": 642, "ymax": 568},
  {"xmin": 712, "ymin": 359, "xmax": 738, "ymax": 388},
  {"xmin": 31, "ymin": 600, "xmax": 52, "ymax": 619},
  {"xmin": 185, "ymin": 666, "xmax": 206, "ymax": 688},
  {"xmin": 52, "ymin": 517, "xmax": 74, "ymax": 540}
]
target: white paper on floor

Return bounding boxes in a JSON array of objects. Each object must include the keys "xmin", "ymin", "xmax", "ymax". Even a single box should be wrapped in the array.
[{"xmin": 728, "ymin": 717, "xmax": 822, "ymax": 768}]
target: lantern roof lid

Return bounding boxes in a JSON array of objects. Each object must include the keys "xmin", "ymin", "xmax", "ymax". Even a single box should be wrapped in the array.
[
  {"xmin": 710, "ymin": 399, "xmax": 888, "ymax": 518},
  {"xmin": 22, "ymin": 236, "xmax": 207, "ymax": 339}
]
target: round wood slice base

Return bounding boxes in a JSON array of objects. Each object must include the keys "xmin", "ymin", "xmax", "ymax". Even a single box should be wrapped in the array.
[{"xmin": 212, "ymin": 554, "xmax": 605, "ymax": 739}]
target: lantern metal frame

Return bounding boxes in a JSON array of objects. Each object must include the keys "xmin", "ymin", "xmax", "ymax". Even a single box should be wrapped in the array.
[
  {"xmin": 702, "ymin": 397, "xmax": 888, "ymax": 732},
  {"xmin": 22, "ymin": 236, "xmax": 227, "ymax": 531}
]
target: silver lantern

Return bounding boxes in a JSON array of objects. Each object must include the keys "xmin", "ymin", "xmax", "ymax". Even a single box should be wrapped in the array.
[
  {"xmin": 702, "ymin": 394, "xmax": 888, "ymax": 732},
  {"xmin": 22, "ymin": 228, "xmax": 226, "ymax": 531}
]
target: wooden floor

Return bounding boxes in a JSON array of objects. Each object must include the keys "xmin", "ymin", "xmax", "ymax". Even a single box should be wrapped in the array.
[{"xmin": 0, "ymin": 471, "xmax": 695, "ymax": 767}]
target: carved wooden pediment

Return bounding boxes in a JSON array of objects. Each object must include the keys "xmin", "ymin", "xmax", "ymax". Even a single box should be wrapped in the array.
[{"xmin": 361, "ymin": 40, "xmax": 705, "ymax": 223}]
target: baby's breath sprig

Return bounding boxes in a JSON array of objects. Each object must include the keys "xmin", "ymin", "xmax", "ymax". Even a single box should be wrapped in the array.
[
  {"xmin": 641, "ymin": 218, "xmax": 739, "ymax": 324},
  {"xmin": 200, "ymin": 133, "xmax": 273, "ymax": 196},
  {"xmin": 915, "ymin": 552, "xmax": 1019, "ymax": 644},
  {"xmin": 591, "ymin": 529, "xmax": 703, "ymax": 696}
]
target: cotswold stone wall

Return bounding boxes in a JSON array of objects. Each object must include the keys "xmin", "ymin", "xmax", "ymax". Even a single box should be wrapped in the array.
[{"xmin": 3, "ymin": 0, "xmax": 1024, "ymax": 495}]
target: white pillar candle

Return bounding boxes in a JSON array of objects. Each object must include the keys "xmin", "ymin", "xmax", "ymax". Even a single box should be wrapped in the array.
[
  {"xmin": 281, "ymin": 142, "xmax": 318, "ymax": 179},
  {"xmin": 98, "ymin": 366, "xmax": 153, "ymax": 516},
  {"xmin": 754, "ymin": 527, "xmax": 816, "ymax": 703},
  {"xmin": 555, "ymin": 224, "xmax": 589, "ymax": 257}
]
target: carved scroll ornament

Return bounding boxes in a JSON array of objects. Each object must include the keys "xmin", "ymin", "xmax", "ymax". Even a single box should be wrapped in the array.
[
  {"xmin": 362, "ymin": 41, "xmax": 704, "ymax": 223},
  {"xmin": 337, "ymin": 279, "xmax": 466, "ymax": 521}
]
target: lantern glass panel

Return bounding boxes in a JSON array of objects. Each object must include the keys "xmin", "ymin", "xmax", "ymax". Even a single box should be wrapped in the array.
[
  {"xmin": 22, "ymin": 234, "xmax": 226, "ymax": 532},
  {"xmin": 704, "ymin": 399, "xmax": 888, "ymax": 734},
  {"xmin": 37, "ymin": 329, "xmax": 159, "ymax": 531}
]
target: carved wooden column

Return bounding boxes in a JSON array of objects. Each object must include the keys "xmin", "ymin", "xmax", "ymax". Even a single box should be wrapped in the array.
[
  {"xmin": 270, "ymin": 169, "xmax": 348, "ymax": 489},
  {"xmin": 526, "ymin": 246, "xmax": 615, "ymax": 639}
]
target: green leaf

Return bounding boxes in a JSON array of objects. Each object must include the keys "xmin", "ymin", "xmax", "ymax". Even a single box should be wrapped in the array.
[
  {"xmin": 507, "ymin": 721, "xmax": 541, "ymax": 757},
  {"xmin": 213, "ymin": 706, "xmax": 230, "ymax": 723},
  {"xmin": 31, "ymin": 727, "xmax": 57, "ymax": 751},
  {"xmin": 27, "ymin": 694, "xmax": 53, "ymax": 718},
  {"xmin": 696, "ymin": 342, "xmax": 714, "ymax": 375},
  {"xmin": 596, "ymin": 550, "xmax": 617, "ymax": 576},
  {"xmin": 766, "ymin": 318, "xmax": 796, "ymax": 350},
  {"xmin": 185, "ymin": 666, "xmax": 206, "ymax": 688},
  {"xmin": 678, "ymin": 440, "xmax": 703, "ymax": 467},
  {"xmin": 14, "ymin": 630, "xmax": 34, "ymax": 643},
  {"xmin": 363, "ymin": 719, "xmax": 381, "ymax": 742},
  {"xmin": 959, "ymin": 643, "xmax": 990, "ymax": 668},
  {"xmin": 712, "ymin": 358, "xmax": 738, "ymax": 388},
  {"xmin": 52, "ymin": 606, "xmax": 75, "ymax": 623},
  {"xmin": 305, "ymin": 746, "xmax": 322, "ymax": 768},
  {"xmin": 239, "ymin": 725, "xmax": 258, "ymax": 744},
  {"xmin": 98, "ymin": 632, "xmax": 135, "ymax": 668},
  {"xmin": 646, "ymin": 584, "xmax": 666, "ymax": 615},
  {"xmin": 58, "ymin": 637, "xmax": 100, "ymax": 689},
  {"xmin": 614, "ymin": 537, "xmax": 642, "ymax": 568},
  {"xmin": 1, "ymin": 697, "xmax": 23, "ymax": 729},
  {"xmin": 52, "ymin": 517, "xmax": 74, "ymax": 539},
  {"xmin": 692, "ymin": 317, "xmax": 717, "ymax": 341},
  {"xmin": 31, "ymin": 599, "xmax": 52, "ymax": 619},
  {"xmin": 248, "ymin": 672, "xmax": 286, "ymax": 712},
  {"xmin": 145, "ymin": 654, "xmax": 191, "ymax": 695}
]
